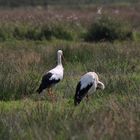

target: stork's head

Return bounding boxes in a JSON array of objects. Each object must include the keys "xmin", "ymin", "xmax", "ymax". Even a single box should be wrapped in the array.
[
  {"xmin": 97, "ymin": 81, "xmax": 105, "ymax": 90},
  {"xmin": 57, "ymin": 50, "xmax": 63, "ymax": 56},
  {"xmin": 57, "ymin": 50, "xmax": 64, "ymax": 65}
]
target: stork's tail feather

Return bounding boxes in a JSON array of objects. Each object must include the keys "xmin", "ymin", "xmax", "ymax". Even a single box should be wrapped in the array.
[
  {"xmin": 36, "ymin": 82, "xmax": 46, "ymax": 94},
  {"xmin": 74, "ymin": 98, "xmax": 79, "ymax": 106},
  {"xmin": 74, "ymin": 94, "xmax": 82, "ymax": 106},
  {"xmin": 74, "ymin": 95, "xmax": 77, "ymax": 106},
  {"xmin": 36, "ymin": 87, "xmax": 43, "ymax": 94},
  {"xmin": 74, "ymin": 82, "xmax": 82, "ymax": 106}
]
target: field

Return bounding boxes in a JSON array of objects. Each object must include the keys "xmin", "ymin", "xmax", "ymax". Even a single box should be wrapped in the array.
[{"xmin": 0, "ymin": 3, "xmax": 140, "ymax": 140}]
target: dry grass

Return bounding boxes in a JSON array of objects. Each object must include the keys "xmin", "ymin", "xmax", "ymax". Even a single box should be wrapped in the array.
[{"xmin": 0, "ymin": 4, "xmax": 139, "ymax": 29}]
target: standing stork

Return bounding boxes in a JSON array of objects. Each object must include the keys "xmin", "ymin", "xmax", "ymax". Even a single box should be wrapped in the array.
[
  {"xmin": 74, "ymin": 72, "xmax": 105, "ymax": 106},
  {"xmin": 37, "ymin": 50, "xmax": 64, "ymax": 97}
]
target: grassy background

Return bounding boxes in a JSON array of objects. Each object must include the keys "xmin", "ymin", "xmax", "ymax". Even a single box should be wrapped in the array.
[{"xmin": 0, "ymin": 3, "xmax": 140, "ymax": 140}]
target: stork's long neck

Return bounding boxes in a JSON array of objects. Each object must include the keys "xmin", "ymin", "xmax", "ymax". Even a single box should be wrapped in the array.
[{"xmin": 57, "ymin": 54, "xmax": 62, "ymax": 66}]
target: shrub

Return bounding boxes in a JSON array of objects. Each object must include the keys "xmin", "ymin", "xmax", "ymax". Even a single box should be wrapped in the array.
[
  {"xmin": 85, "ymin": 16, "xmax": 133, "ymax": 42},
  {"xmin": 12, "ymin": 23, "xmax": 75, "ymax": 41},
  {"xmin": 0, "ymin": 25, "xmax": 13, "ymax": 41},
  {"xmin": 0, "ymin": 28, "xmax": 7, "ymax": 41},
  {"xmin": 40, "ymin": 24, "xmax": 53, "ymax": 40},
  {"xmin": 13, "ymin": 26, "xmax": 27, "ymax": 40},
  {"xmin": 25, "ymin": 26, "xmax": 42, "ymax": 40},
  {"xmin": 41, "ymin": 24, "xmax": 74, "ymax": 41}
]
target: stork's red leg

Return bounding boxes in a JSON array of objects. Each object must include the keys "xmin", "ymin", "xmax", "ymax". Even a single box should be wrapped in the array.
[
  {"xmin": 50, "ymin": 89, "xmax": 57, "ymax": 102},
  {"xmin": 48, "ymin": 88, "xmax": 51, "ymax": 96},
  {"xmin": 47, "ymin": 88, "xmax": 57, "ymax": 102},
  {"xmin": 86, "ymin": 95, "xmax": 89, "ymax": 102}
]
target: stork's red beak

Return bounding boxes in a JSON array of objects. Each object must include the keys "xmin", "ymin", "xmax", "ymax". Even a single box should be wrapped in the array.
[{"xmin": 62, "ymin": 55, "xmax": 65, "ymax": 64}]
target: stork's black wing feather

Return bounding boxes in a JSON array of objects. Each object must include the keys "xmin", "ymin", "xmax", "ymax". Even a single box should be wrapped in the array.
[
  {"xmin": 37, "ymin": 72, "xmax": 60, "ymax": 94},
  {"xmin": 74, "ymin": 81, "xmax": 93, "ymax": 105}
]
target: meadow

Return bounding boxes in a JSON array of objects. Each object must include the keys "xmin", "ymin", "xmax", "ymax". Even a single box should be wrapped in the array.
[{"xmin": 0, "ymin": 3, "xmax": 140, "ymax": 140}]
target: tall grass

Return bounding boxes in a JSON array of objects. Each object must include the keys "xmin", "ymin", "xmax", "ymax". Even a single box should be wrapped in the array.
[
  {"xmin": 0, "ymin": 41, "xmax": 139, "ymax": 100},
  {"xmin": 0, "ymin": 23, "xmax": 82, "ymax": 41},
  {"xmin": 84, "ymin": 16, "xmax": 133, "ymax": 42},
  {"xmin": 0, "ymin": 4, "xmax": 140, "ymax": 140},
  {"xmin": 0, "ymin": 93, "xmax": 139, "ymax": 140}
]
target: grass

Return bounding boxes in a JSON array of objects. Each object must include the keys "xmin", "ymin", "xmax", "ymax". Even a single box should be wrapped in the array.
[
  {"xmin": 0, "ymin": 94, "xmax": 139, "ymax": 140},
  {"xmin": 0, "ymin": 40, "xmax": 139, "ymax": 99},
  {"xmin": 0, "ymin": 40, "xmax": 140, "ymax": 139},
  {"xmin": 0, "ymin": 4, "xmax": 140, "ymax": 140}
]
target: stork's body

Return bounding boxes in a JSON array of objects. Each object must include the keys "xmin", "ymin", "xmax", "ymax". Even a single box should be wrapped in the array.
[
  {"xmin": 37, "ymin": 50, "xmax": 64, "ymax": 96},
  {"xmin": 74, "ymin": 72, "xmax": 105, "ymax": 105}
]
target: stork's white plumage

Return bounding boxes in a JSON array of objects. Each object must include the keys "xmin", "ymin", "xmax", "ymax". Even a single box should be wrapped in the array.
[
  {"xmin": 37, "ymin": 50, "xmax": 64, "ymax": 96},
  {"xmin": 74, "ymin": 72, "xmax": 105, "ymax": 105},
  {"xmin": 97, "ymin": 7, "xmax": 102, "ymax": 15}
]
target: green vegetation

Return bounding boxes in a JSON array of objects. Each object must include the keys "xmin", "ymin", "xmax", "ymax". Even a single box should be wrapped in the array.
[
  {"xmin": 0, "ymin": 4, "xmax": 140, "ymax": 140},
  {"xmin": 0, "ymin": 23, "xmax": 80, "ymax": 41},
  {"xmin": 0, "ymin": 41, "xmax": 140, "ymax": 100},
  {"xmin": 85, "ymin": 16, "xmax": 133, "ymax": 42},
  {"xmin": 0, "ymin": 95, "xmax": 139, "ymax": 140},
  {"xmin": 0, "ymin": 16, "xmax": 135, "ymax": 42},
  {"xmin": 0, "ymin": 40, "xmax": 140, "ymax": 139}
]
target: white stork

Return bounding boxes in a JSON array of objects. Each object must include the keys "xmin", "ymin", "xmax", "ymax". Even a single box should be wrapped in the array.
[
  {"xmin": 74, "ymin": 72, "xmax": 105, "ymax": 105},
  {"xmin": 37, "ymin": 50, "xmax": 64, "ymax": 97},
  {"xmin": 97, "ymin": 7, "xmax": 102, "ymax": 15}
]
